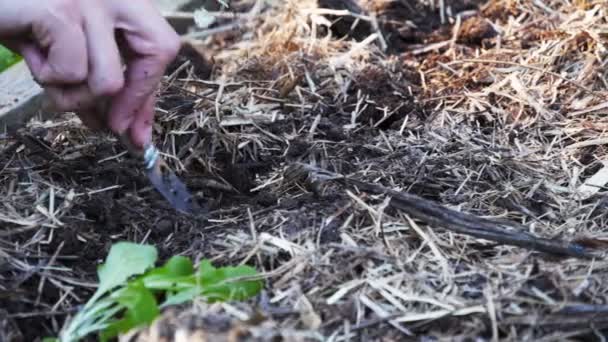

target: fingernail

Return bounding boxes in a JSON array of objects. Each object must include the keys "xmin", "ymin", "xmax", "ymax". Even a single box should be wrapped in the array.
[{"xmin": 132, "ymin": 124, "xmax": 152, "ymax": 149}]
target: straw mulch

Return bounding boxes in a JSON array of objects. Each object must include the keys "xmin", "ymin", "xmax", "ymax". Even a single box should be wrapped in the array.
[{"xmin": 1, "ymin": 0, "xmax": 608, "ymax": 341}]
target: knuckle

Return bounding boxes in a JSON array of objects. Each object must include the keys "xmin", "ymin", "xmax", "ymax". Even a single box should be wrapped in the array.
[
  {"xmin": 46, "ymin": 61, "xmax": 87, "ymax": 83},
  {"xmin": 157, "ymin": 33, "xmax": 181, "ymax": 62},
  {"xmin": 48, "ymin": 87, "xmax": 90, "ymax": 112},
  {"xmin": 50, "ymin": 0, "xmax": 78, "ymax": 16},
  {"xmin": 63, "ymin": 67, "xmax": 88, "ymax": 83},
  {"xmin": 53, "ymin": 71, "xmax": 86, "ymax": 84},
  {"xmin": 91, "ymin": 76, "xmax": 124, "ymax": 96}
]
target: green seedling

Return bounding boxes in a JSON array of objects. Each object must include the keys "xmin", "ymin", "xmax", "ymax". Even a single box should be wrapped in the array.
[{"xmin": 56, "ymin": 242, "xmax": 263, "ymax": 342}]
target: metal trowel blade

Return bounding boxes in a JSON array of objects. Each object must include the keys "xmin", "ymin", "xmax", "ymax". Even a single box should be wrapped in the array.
[{"xmin": 145, "ymin": 159, "xmax": 196, "ymax": 214}]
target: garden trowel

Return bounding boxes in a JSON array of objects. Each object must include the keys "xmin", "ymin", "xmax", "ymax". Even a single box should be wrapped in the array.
[{"xmin": 118, "ymin": 131, "xmax": 195, "ymax": 214}]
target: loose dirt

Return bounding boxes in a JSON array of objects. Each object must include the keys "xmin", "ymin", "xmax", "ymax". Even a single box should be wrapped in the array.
[{"xmin": 1, "ymin": 0, "xmax": 608, "ymax": 341}]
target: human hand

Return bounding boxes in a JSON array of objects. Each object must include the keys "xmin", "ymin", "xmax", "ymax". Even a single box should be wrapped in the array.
[{"xmin": 0, "ymin": 0, "xmax": 181, "ymax": 148}]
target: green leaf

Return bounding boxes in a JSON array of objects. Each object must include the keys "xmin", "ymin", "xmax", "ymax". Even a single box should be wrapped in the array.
[
  {"xmin": 141, "ymin": 256, "xmax": 198, "ymax": 307},
  {"xmin": 141, "ymin": 255, "xmax": 195, "ymax": 293},
  {"xmin": 160, "ymin": 260, "xmax": 263, "ymax": 306},
  {"xmin": 197, "ymin": 260, "xmax": 263, "ymax": 302},
  {"xmin": 42, "ymin": 338, "xmax": 59, "ymax": 342},
  {"xmin": 161, "ymin": 287, "xmax": 199, "ymax": 308},
  {"xmin": 0, "ymin": 45, "xmax": 21, "ymax": 72},
  {"xmin": 99, "ymin": 281, "xmax": 160, "ymax": 342},
  {"xmin": 145, "ymin": 255, "xmax": 194, "ymax": 279},
  {"xmin": 91, "ymin": 242, "xmax": 158, "ymax": 305},
  {"xmin": 165, "ymin": 255, "xmax": 194, "ymax": 275},
  {"xmin": 58, "ymin": 243, "xmax": 263, "ymax": 342}
]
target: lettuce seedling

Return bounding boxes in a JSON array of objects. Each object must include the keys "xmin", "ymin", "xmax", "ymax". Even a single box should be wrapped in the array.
[{"xmin": 57, "ymin": 242, "xmax": 263, "ymax": 342}]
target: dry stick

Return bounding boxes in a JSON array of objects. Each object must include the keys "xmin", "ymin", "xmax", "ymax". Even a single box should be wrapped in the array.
[
  {"xmin": 293, "ymin": 163, "xmax": 602, "ymax": 259},
  {"xmin": 558, "ymin": 304, "xmax": 608, "ymax": 315},
  {"xmin": 505, "ymin": 312, "xmax": 608, "ymax": 328},
  {"xmin": 342, "ymin": 178, "xmax": 598, "ymax": 259}
]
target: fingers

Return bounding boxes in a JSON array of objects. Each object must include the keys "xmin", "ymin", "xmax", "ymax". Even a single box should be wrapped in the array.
[
  {"xmin": 28, "ymin": 1, "xmax": 89, "ymax": 85},
  {"xmin": 106, "ymin": 54, "xmax": 165, "ymax": 147},
  {"xmin": 17, "ymin": 42, "xmax": 45, "ymax": 74},
  {"xmin": 107, "ymin": 1, "xmax": 180, "ymax": 147},
  {"xmin": 81, "ymin": 3, "xmax": 125, "ymax": 97},
  {"xmin": 24, "ymin": 0, "xmax": 126, "ymax": 131},
  {"xmin": 128, "ymin": 94, "xmax": 156, "ymax": 148},
  {"xmin": 45, "ymin": 84, "xmax": 97, "ymax": 112},
  {"xmin": 5, "ymin": 0, "xmax": 180, "ymax": 148}
]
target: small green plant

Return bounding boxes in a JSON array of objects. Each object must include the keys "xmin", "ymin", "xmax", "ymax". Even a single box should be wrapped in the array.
[
  {"xmin": 53, "ymin": 242, "xmax": 263, "ymax": 342},
  {"xmin": 0, "ymin": 45, "xmax": 21, "ymax": 72}
]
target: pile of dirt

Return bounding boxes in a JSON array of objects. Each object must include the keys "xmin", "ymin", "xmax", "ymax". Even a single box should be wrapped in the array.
[{"xmin": 1, "ymin": 0, "xmax": 608, "ymax": 341}]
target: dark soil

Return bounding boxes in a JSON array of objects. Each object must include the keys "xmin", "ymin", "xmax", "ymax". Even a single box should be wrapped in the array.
[
  {"xmin": 319, "ymin": 0, "xmax": 490, "ymax": 52},
  {"xmin": 0, "ymin": 68, "xmax": 423, "ymax": 342},
  {"xmin": 1, "ymin": 0, "xmax": 607, "ymax": 341}
]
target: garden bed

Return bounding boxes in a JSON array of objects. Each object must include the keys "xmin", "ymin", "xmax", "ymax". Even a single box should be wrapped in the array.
[{"xmin": 1, "ymin": 0, "xmax": 608, "ymax": 341}]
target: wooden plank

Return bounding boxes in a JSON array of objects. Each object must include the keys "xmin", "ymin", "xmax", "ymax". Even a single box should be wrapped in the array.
[{"xmin": 0, "ymin": 61, "xmax": 49, "ymax": 133}]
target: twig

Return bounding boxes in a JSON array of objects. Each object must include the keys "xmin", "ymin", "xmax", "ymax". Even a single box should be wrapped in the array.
[
  {"xmin": 291, "ymin": 163, "xmax": 603, "ymax": 259},
  {"xmin": 184, "ymin": 21, "xmax": 244, "ymax": 39}
]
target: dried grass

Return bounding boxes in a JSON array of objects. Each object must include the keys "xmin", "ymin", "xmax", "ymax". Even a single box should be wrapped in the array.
[{"xmin": 1, "ymin": 0, "xmax": 608, "ymax": 341}]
